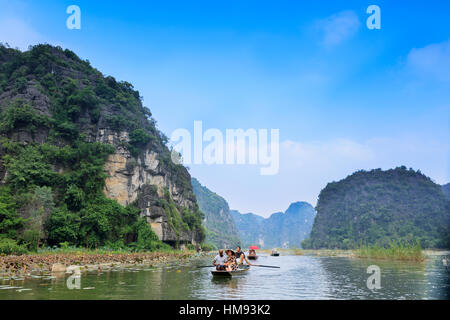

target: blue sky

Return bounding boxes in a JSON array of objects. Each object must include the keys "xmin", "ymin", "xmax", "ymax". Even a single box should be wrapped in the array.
[{"xmin": 1, "ymin": 0, "xmax": 449, "ymax": 216}]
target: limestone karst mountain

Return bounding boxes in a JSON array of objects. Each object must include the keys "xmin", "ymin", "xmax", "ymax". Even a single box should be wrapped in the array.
[
  {"xmin": 303, "ymin": 167, "xmax": 450, "ymax": 249},
  {"xmin": 0, "ymin": 44, "xmax": 204, "ymax": 249}
]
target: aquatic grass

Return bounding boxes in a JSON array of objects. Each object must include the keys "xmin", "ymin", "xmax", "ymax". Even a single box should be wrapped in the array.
[
  {"xmin": 291, "ymin": 249, "xmax": 352, "ymax": 257},
  {"xmin": 292, "ymin": 249, "xmax": 305, "ymax": 255},
  {"xmin": 357, "ymin": 240, "xmax": 425, "ymax": 262}
]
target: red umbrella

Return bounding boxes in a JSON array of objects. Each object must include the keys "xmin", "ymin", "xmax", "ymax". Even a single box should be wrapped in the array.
[{"xmin": 249, "ymin": 246, "xmax": 259, "ymax": 250}]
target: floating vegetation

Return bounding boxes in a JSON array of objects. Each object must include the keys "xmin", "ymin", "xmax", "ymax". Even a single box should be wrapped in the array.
[{"xmin": 0, "ymin": 251, "xmax": 203, "ymax": 276}]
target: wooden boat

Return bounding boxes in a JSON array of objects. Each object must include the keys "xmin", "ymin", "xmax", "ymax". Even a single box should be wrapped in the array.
[
  {"xmin": 211, "ymin": 265, "xmax": 250, "ymax": 277},
  {"xmin": 271, "ymin": 253, "xmax": 280, "ymax": 256},
  {"xmin": 247, "ymin": 248, "xmax": 258, "ymax": 260}
]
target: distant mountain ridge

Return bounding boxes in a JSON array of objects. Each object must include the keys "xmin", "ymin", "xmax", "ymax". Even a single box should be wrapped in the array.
[
  {"xmin": 231, "ymin": 201, "xmax": 315, "ymax": 248},
  {"xmin": 230, "ymin": 211, "xmax": 265, "ymax": 247},
  {"xmin": 191, "ymin": 178, "xmax": 241, "ymax": 249}
]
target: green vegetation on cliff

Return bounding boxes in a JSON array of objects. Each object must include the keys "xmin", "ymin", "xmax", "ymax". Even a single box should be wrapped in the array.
[
  {"xmin": 302, "ymin": 167, "xmax": 450, "ymax": 249},
  {"xmin": 191, "ymin": 178, "xmax": 241, "ymax": 249},
  {"xmin": 0, "ymin": 44, "xmax": 203, "ymax": 253},
  {"xmin": 442, "ymin": 183, "xmax": 450, "ymax": 200},
  {"xmin": 160, "ymin": 187, "xmax": 205, "ymax": 243}
]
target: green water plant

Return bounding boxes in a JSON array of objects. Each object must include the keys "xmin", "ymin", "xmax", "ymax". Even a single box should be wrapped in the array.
[{"xmin": 357, "ymin": 240, "xmax": 425, "ymax": 261}]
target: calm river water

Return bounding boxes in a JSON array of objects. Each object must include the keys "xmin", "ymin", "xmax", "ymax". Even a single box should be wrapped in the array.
[{"xmin": 1, "ymin": 254, "xmax": 448, "ymax": 300}]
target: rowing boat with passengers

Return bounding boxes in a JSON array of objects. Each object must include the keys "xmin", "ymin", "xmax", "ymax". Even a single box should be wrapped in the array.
[
  {"xmin": 209, "ymin": 247, "xmax": 280, "ymax": 277},
  {"xmin": 211, "ymin": 265, "xmax": 250, "ymax": 277},
  {"xmin": 247, "ymin": 246, "xmax": 259, "ymax": 260}
]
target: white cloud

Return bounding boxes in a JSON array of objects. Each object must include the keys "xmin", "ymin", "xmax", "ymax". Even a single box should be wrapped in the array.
[
  {"xmin": 406, "ymin": 39, "xmax": 450, "ymax": 83},
  {"xmin": 315, "ymin": 10, "xmax": 361, "ymax": 47},
  {"xmin": 0, "ymin": 17, "xmax": 44, "ymax": 51}
]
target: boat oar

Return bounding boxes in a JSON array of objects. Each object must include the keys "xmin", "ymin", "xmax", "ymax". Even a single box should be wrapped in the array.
[
  {"xmin": 197, "ymin": 264, "xmax": 280, "ymax": 269},
  {"xmin": 197, "ymin": 265, "xmax": 215, "ymax": 268},
  {"xmin": 250, "ymin": 264, "xmax": 280, "ymax": 268}
]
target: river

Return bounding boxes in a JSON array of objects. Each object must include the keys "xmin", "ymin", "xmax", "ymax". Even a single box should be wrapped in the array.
[{"xmin": 1, "ymin": 253, "xmax": 448, "ymax": 300}]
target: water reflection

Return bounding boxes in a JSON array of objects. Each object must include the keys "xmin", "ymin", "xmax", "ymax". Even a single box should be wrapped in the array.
[
  {"xmin": 0, "ymin": 254, "xmax": 448, "ymax": 300},
  {"xmin": 318, "ymin": 257, "xmax": 431, "ymax": 299}
]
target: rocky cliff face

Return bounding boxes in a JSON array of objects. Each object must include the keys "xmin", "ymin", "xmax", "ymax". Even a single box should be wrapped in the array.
[
  {"xmin": 0, "ymin": 44, "xmax": 204, "ymax": 247},
  {"xmin": 97, "ymin": 128, "xmax": 202, "ymax": 245}
]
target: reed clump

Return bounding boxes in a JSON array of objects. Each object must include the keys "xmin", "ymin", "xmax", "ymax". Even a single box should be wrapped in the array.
[
  {"xmin": 292, "ymin": 249, "xmax": 304, "ymax": 255},
  {"xmin": 357, "ymin": 241, "xmax": 425, "ymax": 262}
]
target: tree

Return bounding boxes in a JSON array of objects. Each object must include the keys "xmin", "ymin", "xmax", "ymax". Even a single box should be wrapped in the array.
[
  {"xmin": 0, "ymin": 187, "xmax": 24, "ymax": 240},
  {"xmin": 22, "ymin": 186, "xmax": 54, "ymax": 250}
]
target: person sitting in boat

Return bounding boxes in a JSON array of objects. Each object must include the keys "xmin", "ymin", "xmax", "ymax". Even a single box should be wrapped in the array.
[
  {"xmin": 249, "ymin": 249, "xmax": 256, "ymax": 256},
  {"xmin": 224, "ymin": 249, "xmax": 238, "ymax": 271},
  {"xmin": 235, "ymin": 246, "xmax": 252, "ymax": 266},
  {"xmin": 212, "ymin": 249, "xmax": 227, "ymax": 270}
]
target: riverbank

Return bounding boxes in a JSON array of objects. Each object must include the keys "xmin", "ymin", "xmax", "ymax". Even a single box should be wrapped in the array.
[{"xmin": 0, "ymin": 250, "xmax": 204, "ymax": 277}]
